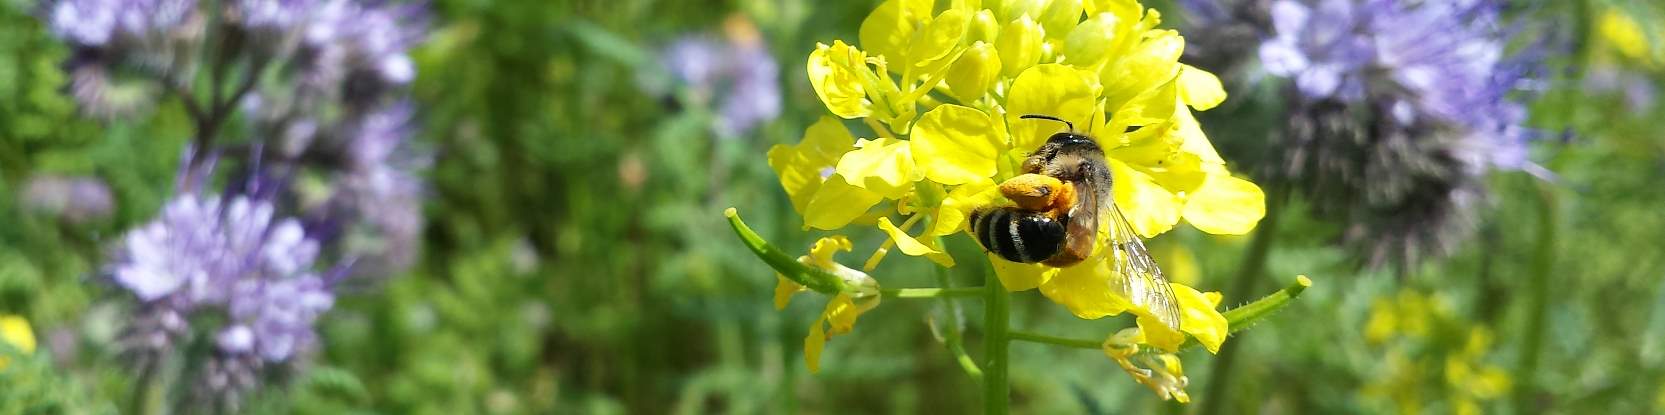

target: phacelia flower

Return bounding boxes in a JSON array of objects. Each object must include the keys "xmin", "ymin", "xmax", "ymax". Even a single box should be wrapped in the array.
[
  {"xmin": 112, "ymin": 191, "xmax": 336, "ymax": 405},
  {"xmin": 1184, "ymin": 0, "xmax": 1545, "ymax": 268},
  {"xmin": 770, "ymin": 0, "xmax": 1263, "ymax": 399},
  {"xmin": 21, "ymin": 174, "xmax": 115, "ymax": 224},
  {"xmin": 659, "ymin": 15, "xmax": 783, "ymax": 138}
]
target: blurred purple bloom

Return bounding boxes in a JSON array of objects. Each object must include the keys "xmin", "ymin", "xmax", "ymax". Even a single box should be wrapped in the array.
[
  {"xmin": 48, "ymin": 0, "xmax": 196, "ymax": 47},
  {"xmin": 21, "ymin": 174, "xmax": 115, "ymax": 223},
  {"xmin": 299, "ymin": 0, "xmax": 427, "ymax": 96},
  {"xmin": 1259, "ymin": 0, "xmax": 1538, "ymax": 170},
  {"xmin": 661, "ymin": 35, "xmax": 781, "ymax": 137},
  {"xmin": 112, "ymin": 193, "xmax": 329, "ymax": 361}
]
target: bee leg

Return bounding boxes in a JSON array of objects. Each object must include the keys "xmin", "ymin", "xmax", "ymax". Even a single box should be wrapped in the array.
[{"xmin": 998, "ymin": 174, "xmax": 1067, "ymax": 212}]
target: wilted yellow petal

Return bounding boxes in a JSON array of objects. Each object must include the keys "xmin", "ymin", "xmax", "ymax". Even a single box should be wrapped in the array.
[
  {"xmin": 945, "ymin": 42, "xmax": 1003, "ymax": 101},
  {"xmin": 807, "ymin": 41, "xmax": 874, "ymax": 118},
  {"xmin": 804, "ymin": 315, "xmax": 828, "ymax": 373},
  {"xmin": 1110, "ymin": 159, "xmax": 1182, "ymax": 238},
  {"xmin": 997, "ymin": 15, "xmax": 1046, "ymax": 78},
  {"xmin": 804, "ymin": 235, "xmax": 856, "ymax": 268},
  {"xmin": 989, "ymin": 253, "xmax": 1058, "ymax": 291},
  {"xmin": 1177, "ymin": 64, "xmax": 1226, "ymax": 110},
  {"xmin": 1037, "ymin": 254, "xmax": 1133, "ymax": 318},
  {"xmin": 911, "ymin": 105, "xmax": 1002, "ymax": 185},
  {"xmin": 803, "ymin": 175, "xmax": 884, "ymax": 230},
  {"xmin": 1182, "ymin": 174, "xmax": 1265, "ymax": 235},
  {"xmin": 859, "ymin": 0, "xmax": 935, "ymax": 69},
  {"xmin": 824, "ymin": 293, "xmax": 861, "ymax": 335},
  {"xmin": 768, "ymin": 117, "xmax": 857, "ymax": 214},
  {"xmin": 774, "ymin": 274, "xmax": 804, "ymax": 310},
  {"xmin": 1007, "ymin": 64, "xmax": 1098, "ymax": 150},
  {"xmin": 836, "ymin": 137, "xmax": 919, "ymax": 198},
  {"xmin": 1173, "ymin": 283, "xmax": 1227, "ymax": 353}
]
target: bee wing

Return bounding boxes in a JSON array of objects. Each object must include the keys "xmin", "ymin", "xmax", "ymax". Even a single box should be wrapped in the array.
[{"xmin": 1099, "ymin": 196, "xmax": 1183, "ymax": 331}]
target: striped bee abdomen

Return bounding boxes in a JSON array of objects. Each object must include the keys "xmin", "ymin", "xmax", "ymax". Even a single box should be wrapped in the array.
[{"xmin": 971, "ymin": 208, "xmax": 1068, "ymax": 264}]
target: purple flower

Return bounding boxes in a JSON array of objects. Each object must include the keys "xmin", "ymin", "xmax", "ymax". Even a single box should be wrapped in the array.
[
  {"xmin": 1258, "ymin": 0, "xmax": 1539, "ymax": 170},
  {"xmin": 660, "ymin": 32, "xmax": 782, "ymax": 138},
  {"xmin": 21, "ymin": 174, "xmax": 115, "ymax": 223},
  {"xmin": 48, "ymin": 0, "xmax": 197, "ymax": 47},
  {"xmin": 111, "ymin": 193, "xmax": 328, "ymax": 356}
]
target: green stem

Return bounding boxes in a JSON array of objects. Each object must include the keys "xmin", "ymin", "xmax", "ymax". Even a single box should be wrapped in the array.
[
  {"xmin": 726, "ymin": 208, "xmax": 851, "ymax": 294},
  {"xmin": 1008, "ymin": 331, "xmax": 1100, "ymax": 349},
  {"xmin": 1200, "ymin": 182, "xmax": 1286, "ymax": 415},
  {"xmin": 935, "ymin": 266, "xmax": 984, "ymax": 383},
  {"xmin": 882, "ymin": 287, "xmax": 985, "ymax": 299},
  {"xmin": 983, "ymin": 269, "xmax": 1010, "ymax": 414},
  {"xmin": 1513, "ymin": 178, "xmax": 1558, "ymax": 411}
]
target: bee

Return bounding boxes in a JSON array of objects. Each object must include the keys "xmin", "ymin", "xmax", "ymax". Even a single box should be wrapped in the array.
[{"xmin": 970, "ymin": 115, "xmax": 1181, "ymax": 329}]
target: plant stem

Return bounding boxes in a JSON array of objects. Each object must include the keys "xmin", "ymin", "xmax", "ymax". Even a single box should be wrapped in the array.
[
  {"xmin": 1513, "ymin": 178, "xmax": 1558, "ymax": 411},
  {"xmin": 935, "ymin": 265, "xmax": 984, "ymax": 383},
  {"xmin": 1008, "ymin": 331, "xmax": 1100, "ymax": 349},
  {"xmin": 983, "ymin": 269, "xmax": 1010, "ymax": 414},
  {"xmin": 1200, "ymin": 182, "xmax": 1286, "ymax": 415},
  {"xmin": 882, "ymin": 287, "xmax": 985, "ymax": 299}
]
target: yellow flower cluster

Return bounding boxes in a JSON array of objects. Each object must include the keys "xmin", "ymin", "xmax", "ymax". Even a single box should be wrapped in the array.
[
  {"xmin": 0, "ymin": 315, "xmax": 36, "ymax": 370},
  {"xmin": 1362, "ymin": 289, "xmax": 1511, "ymax": 414},
  {"xmin": 768, "ymin": 0, "xmax": 1266, "ymax": 390}
]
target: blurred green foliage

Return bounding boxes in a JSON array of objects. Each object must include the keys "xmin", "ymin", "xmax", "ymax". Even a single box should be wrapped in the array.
[{"xmin": 2, "ymin": 0, "xmax": 1665, "ymax": 413}]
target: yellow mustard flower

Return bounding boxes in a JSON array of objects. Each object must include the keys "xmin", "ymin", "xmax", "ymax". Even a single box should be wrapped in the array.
[
  {"xmin": 1598, "ymin": 7, "xmax": 1663, "ymax": 67},
  {"xmin": 1101, "ymin": 328, "xmax": 1190, "ymax": 403},
  {"xmin": 771, "ymin": 0, "xmax": 1262, "ymax": 385},
  {"xmin": 0, "ymin": 315, "xmax": 36, "ymax": 369},
  {"xmin": 773, "ymin": 236, "xmax": 880, "ymax": 373}
]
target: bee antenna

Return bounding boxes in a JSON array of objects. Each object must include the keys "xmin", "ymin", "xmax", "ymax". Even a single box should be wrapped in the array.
[{"xmin": 1020, "ymin": 114, "xmax": 1074, "ymax": 132}]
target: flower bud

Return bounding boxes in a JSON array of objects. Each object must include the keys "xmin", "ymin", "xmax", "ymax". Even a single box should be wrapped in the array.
[
  {"xmin": 1039, "ymin": 0, "xmax": 1083, "ymax": 40},
  {"xmin": 997, "ymin": 15, "xmax": 1045, "ymax": 77},
  {"xmin": 945, "ymin": 42, "xmax": 1003, "ymax": 100},
  {"xmin": 967, "ymin": 9, "xmax": 1001, "ymax": 44},
  {"xmin": 1064, "ymin": 12, "xmax": 1119, "ymax": 67}
]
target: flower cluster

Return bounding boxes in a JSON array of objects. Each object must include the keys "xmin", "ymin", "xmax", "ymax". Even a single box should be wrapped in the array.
[
  {"xmin": 1180, "ymin": 0, "xmax": 1543, "ymax": 268},
  {"xmin": 1361, "ymin": 289, "xmax": 1511, "ymax": 414},
  {"xmin": 44, "ymin": 0, "xmax": 427, "ymax": 407},
  {"xmin": 659, "ymin": 15, "xmax": 782, "ymax": 138},
  {"xmin": 0, "ymin": 315, "xmax": 35, "ymax": 370},
  {"xmin": 769, "ymin": 0, "xmax": 1265, "ymax": 399}
]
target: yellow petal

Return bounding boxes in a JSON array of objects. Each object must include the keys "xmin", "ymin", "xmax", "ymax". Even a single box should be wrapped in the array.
[
  {"xmin": 877, "ymin": 216, "xmax": 941, "ymax": 257},
  {"xmin": 1038, "ymin": 253, "xmax": 1133, "ymax": 318},
  {"xmin": 1182, "ymin": 173, "xmax": 1265, "ymax": 235},
  {"xmin": 1110, "ymin": 159, "xmax": 1182, "ymax": 238},
  {"xmin": 931, "ymin": 178, "xmax": 1000, "ymax": 236},
  {"xmin": 908, "ymin": 9, "xmax": 972, "ymax": 72},
  {"xmin": 1101, "ymin": 29, "xmax": 1182, "ymax": 112},
  {"xmin": 774, "ymin": 274, "xmax": 804, "ymax": 310},
  {"xmin": 989, "ymin": 253, "xmax": 1058, "ymax": 292},
  {"xmin": 1084, "ymin": 0, "xmax": 1141, "ymax": 19},
  {"xmin": 804, "ymin": 315, "xmax": 828, "ymax": 373},
  {"xmin": 836, "ymin": 137, "xmax": 919, "ymax": 198},
  {"xmin": 807, "ymin": 41, "xmax": 874, "ymax": 118},
  {"xmin": 860, "ymin": 0, "xmax": 936, "ymax": 68},
  {"xmin": 1173, "ymin": 283, "xmax": 1228, "ymax": 353},
  {"xmin": 804, "ymin": 235, "xmax": 856, "ymax": 269},
  {"xmin": 1007, "ymin": 64, "xmax": 1098, "ymax": 150},
  {"xmin": 1177, "ymin": 64, "xmax": 1226, "ymax": 110},
  {"xmin": 911, "ymin": 105, "xmax": 1002, "ymax": 185},
  {"xmin": 767, "ymin": 117, "xmax": 857, "ymax": 214},
  {"xmin": 802, "ymin": 175, "xmax": 884, "ymax": 230},
  {"xmin": 996, "ymin": 14, "xmax": 1046, "ymax": 78},
  {"xmin": 1173, "ymin": 106, "xmax": 1225, "ymax": 165}
]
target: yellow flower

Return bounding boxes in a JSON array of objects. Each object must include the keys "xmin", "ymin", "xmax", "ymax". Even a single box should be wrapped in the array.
[
  {"xmin": 0, "ymin": 315, "xmax": 36, "ymax": 369},
  {"xmin": 1598, "ymin": 7, "xmax": 1663, "ymax": 67},
  {"xmin": 772, "ymin": 236, "xmax": 880, "ymax": 373},
  {"xmin": 778, "ymin": 0, "xmax": 1264, "ymax": 387}
]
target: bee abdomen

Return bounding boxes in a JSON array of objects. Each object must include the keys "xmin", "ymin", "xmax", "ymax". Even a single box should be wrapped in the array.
[{"xmin": 972, "ymin": 208, "xmax": 1067, "ymax": 264}]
